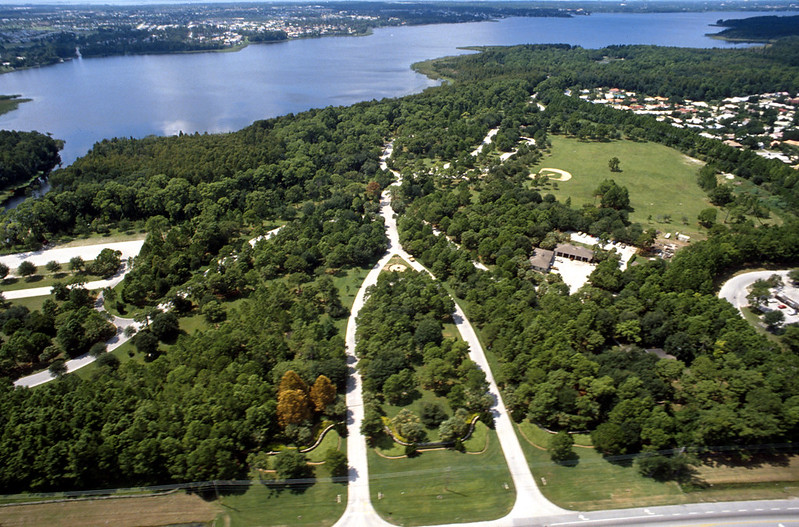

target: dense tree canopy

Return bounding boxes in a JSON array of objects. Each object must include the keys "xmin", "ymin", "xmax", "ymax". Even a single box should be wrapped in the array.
[
  {"xmin": 0, "ymin": 130, "xmax": 61, "ymax": 192},
  {"xmin": 1, "ymin": 36, "xmax": 799, "ymax": 494}
]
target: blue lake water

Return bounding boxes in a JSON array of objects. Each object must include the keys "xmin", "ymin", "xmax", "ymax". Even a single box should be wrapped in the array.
[{"xmin": 0, "ymin": 11, "xmax": 790, "ymax": 166}]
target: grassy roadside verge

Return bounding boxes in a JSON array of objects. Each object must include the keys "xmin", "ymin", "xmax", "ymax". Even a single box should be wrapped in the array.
[
  {"xmin": 515, "ymin": 419, "xmax": 799, "ymax": 511},
  {"xmin": 0, "ymin": 491, "xmax": 218, "ymax": 527},
  {"xmin": 368, "ymin": 424, "xmax": 514, "ymax": 526}
]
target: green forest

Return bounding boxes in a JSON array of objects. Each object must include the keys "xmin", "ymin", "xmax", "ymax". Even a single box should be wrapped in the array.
[
  {"xmin": 1, "ymin": 38, "xmax": 798, "ymax": 499},
  {"xmin": 356, "ymin": 270, "xmax": 491, "ymax": 447},
  {"xmin": 710, "ymin": 15, "xmax": 799, "ymax": 42},
  {"xmin": 0, "ymin": 130, "xmax": 61, "ymax": 194}
]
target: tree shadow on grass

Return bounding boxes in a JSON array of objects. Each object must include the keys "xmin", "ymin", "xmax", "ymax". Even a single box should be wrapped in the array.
[
  {"xmin": 373, "ymin": 433, "xmax": 397, "ymax": 451},
  {"xmin": 192, "ymin": 480, "xmax": 252, "ymax": 501},
  {"xmin": 701, "ymin": 449, "xmax": 793, "ymax": 469},
  {"xmin": 389, "ymin": 388, "xmax": 421, "ymax": 407},
  {"xmin": 261, "ymin": 477, "xmax": 317, "ymax": 496},
  {"xmin": 555, "ymin": 451, "xmax": 581, "ymax": 467}
]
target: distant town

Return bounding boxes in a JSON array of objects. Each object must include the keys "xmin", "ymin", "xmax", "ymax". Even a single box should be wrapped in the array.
[
  {"xmin": 0, "ymin": 2, "xmax": 574, "ymax": 72},
  {"xmin": 582, "ymin": 86, "xmax": 799, "ymax": 166}
]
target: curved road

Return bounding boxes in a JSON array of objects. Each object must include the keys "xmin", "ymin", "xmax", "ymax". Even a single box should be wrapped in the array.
[
  {"xmin": 9, "ymin": 240, "xmax": 146, "ymax": 388},
  {"xmin": 334, "ymin": 143, "xmax": 563, "ymax": 527},
  {"xmin": 718, "ymin": 269, "xmax": 790, "ymax": 315},
  {"xmin": 13, "ymin": 280, "xmax": 141, "ymax": 388},
  {"xmin": 335, "ymin": 145, "xmax": 799, "ymax": 527}
]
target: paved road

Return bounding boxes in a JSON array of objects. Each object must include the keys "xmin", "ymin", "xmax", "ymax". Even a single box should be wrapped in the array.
[
  {"xmin": 718, "ymin": 270, "xmax": 790, "ymax": 315},
  {"xmin": 333, "ymin": 143, "xmax": 405, "ymax": 527},
  {"xmin": 13, "ymin": 287, "xmax": 141, "ymax": 388},
  {"xmin": 536, "ymin": 498, "xmax": 799, "ymax": 527},
  {"xmin": 335, "ymin": 142, "xmax": 563, "ymax": 526},
  {"xmin": 4, "ymin": 265, "xmax": 132, "ymax": 299},
  {"xmin": 0, "ymin": 239, "xmax": 145, "ymax": 272}
]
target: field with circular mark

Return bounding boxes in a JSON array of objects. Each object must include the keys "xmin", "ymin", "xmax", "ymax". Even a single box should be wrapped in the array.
[{"xmin": 536, "ymin": 168, "xmax": 572, "ymax": 181}]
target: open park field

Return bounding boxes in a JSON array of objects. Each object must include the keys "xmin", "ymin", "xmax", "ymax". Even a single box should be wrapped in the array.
[
  {"xmin": 530, "ymin": 136, "xmax": 713, "ymax": 238},
  {"xmin": 368, "ymin": 423, "xmax": 514, "ymax": 526}
]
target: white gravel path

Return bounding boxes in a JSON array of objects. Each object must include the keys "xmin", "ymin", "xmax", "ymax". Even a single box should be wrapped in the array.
[
  {"xmin": 334, "ymin": 141, "xmax": 564, "ymax": 527},
  {"xmin": 10, "ymin": 239, "xmax": 146, "ymax": 388}
]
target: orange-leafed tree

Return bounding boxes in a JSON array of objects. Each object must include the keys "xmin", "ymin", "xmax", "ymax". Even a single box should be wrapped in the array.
[
  {"xmin": 365, "ymin": 180, "xmax": 381, "ymax": 200},
  {"xmin": 277, "ymin": 370, "xmax": 312, "ymax": 427},
  {"xmin": 310, "ymin": 375, "xmax": 336, "ymax": 412},
  {"xmin": 277, "ymin": 389, "xmax": 312, "ymax": 427},
  {"xmin": 279, "ymin": 370, "xmax": 308, "ymax": 394}
]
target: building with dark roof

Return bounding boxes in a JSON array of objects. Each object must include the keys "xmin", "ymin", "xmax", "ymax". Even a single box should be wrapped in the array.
[{"xmin": 554, "ymin": 243, "xmax": 594, "ymax": 262}]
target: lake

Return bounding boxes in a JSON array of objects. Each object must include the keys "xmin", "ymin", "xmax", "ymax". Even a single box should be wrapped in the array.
[{"xmin": 0, "ymin": 11, "xmax": 789, "ymax": 166}]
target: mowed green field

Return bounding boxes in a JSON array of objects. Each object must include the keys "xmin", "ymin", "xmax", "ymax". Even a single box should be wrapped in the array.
[
  {"xmin": 530, "ymin": 136, "xmax": 713, "ymax": 238},
  {"xmin": 215, "ymin": 474, "xmax": 347, "ymax": 527},
  {"xmin": 516, "ymin": 421, "xmax": 687, "ymax": 511},
  {"xmin": 369, "ymin": 424, "xmax": 515, "ymax": 526},
  {"xmin": 216, "ymin": 434, "xmax": 348, "ymax": 527},
  {"xmin": 516, "ymin": 420, "xmax": 799, "ymax": 511}
]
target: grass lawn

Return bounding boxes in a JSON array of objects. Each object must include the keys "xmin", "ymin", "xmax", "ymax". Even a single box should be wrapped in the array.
[
  {"xmin": 178, "ymin": 311, "xmax": 209, "ymax": 335},
  {"xmin": 368, "ymin": 425, "xmax": 514, "ymax": 526},
  {"xmin": 49, "ymin": 230, "xmax": 147, "ymax": 248},
  {"xmin": 8, "ymin": 294, "xmax": 51, "ymax": 312},
  {"xmin": 104, "ymin": 281, "xmax": 144, "ymax": 319},
  {"xmin": 215, "ymin": 467, "xmax": 346, "ymax": 527},
  {"xmin": 73, "ymin": 341, "xmax": 143, "ymax": 382},
  {"xmin": 0, "ymin": 270, "xmax": 104, "ymax": 292},
  {"xmin": 516, "ymin": 420, "xmax": 686, "ymax": 511},
  {"xmin": 516, "ymin": 420, "xmax": 799, "ymax": 511},
  {"xmin": 331, "ymin": 265, "xmax": 372, "ymax": 311},
  {"xmin": 530, "ymin": 136, "xmax": 714, "ymax": 239},
  {"xmin": 305, "ymin": 430, "xmax": 345, "ymax": 463},
  {"xmin": 381, "ymin": 388, "xmax": 455, "ymax": 444}
]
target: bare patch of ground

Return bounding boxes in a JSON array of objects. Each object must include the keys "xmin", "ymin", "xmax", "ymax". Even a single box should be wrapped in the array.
[
  {"xmin": 695, "ymin": 453, "xmax": 799, "ymax": 485},
  {"xmin": 0, "ymin": 492, "xmax": 219, "ymax": 527}
]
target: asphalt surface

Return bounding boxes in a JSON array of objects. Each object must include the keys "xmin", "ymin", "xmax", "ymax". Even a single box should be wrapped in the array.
[{"xmin": 718, "ymin": 270, "xmax": 791, "ymax": 315}]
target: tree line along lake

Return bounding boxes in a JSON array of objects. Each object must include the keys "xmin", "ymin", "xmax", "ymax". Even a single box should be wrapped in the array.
[{"xmin": 0, "ymin": 10, "xmax": 789, "ymax": 167}]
